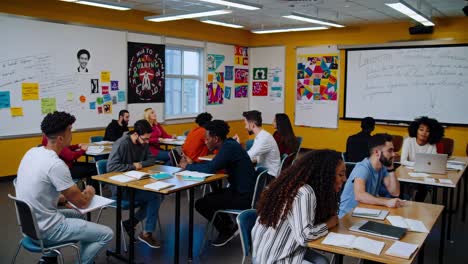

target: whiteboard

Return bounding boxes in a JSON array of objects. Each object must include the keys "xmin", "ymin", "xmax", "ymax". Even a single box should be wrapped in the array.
[
  {"xmin": 249, "ymin": 46, "xmax": 285, "ymax": 124},
  {"xmin": 0, "ymin": 15, "xmax": 127, "ymax": 137},
  {"xmin": 295, "ymin": 45, "xmax": 340, "ymax": 128},
  {"xmin": 205, "ymin": 42, "xmax": 248, "ymax": 121},
  {"xmin": 345, "ymin": 45, "xmax": 468, "ymax": 125}
]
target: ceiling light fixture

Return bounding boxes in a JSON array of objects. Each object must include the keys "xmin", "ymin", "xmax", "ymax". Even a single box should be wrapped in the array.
[
  {"xmin": 385, "ymin": 1, "xmax": 435, "ymax": 26},
  {"xmin": 201, "ymin": 19, "xmax": 244, "ymax": 28},
  {"xmin": 145, "ymin": 9, "xmax": 232, "ymax": 22},
  {"xmin": 75, "ymin": 0, "xmax": 133, "ymax": 11},
  {"xmin": 199, "ymin": 0, "xmax": 262, "ymax": 11},
  {"xmin": 251, "ymin": 26, "xmax": 329, "ymax": 34},
  {"xmin": 283, "ymin": 12, "xmax": 345, "ymax": 28}
]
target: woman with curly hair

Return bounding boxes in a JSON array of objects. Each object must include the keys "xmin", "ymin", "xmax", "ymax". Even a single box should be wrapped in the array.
[
  {"xmin": 252, "ymin": 150, "xmax": 346, "ymax": 264},
  {"xmin": 401, "ymin": 116, "xmax": 444, "ymax": 201}
]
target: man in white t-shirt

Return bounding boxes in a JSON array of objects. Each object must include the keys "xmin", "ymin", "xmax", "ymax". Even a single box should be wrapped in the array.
[
  {"xmin": 16, "ymin": 111, "xmax": 113, "ymax": 264},
  {"xmin": 234, "ymin": 110, "xmax": 281, "ymax": 178}
]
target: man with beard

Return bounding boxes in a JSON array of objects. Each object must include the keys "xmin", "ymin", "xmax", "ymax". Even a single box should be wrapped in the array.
[
  {"xmin": 104, "ymin": 110, "xmax": 130, "ymax": 141},
  {"xmin": 233, "ymin": 110, "xmax": 280, "ymax": 179},
  {"xmin": 339, "ymin": 133, "xmax": 404, "ymax": 218}
]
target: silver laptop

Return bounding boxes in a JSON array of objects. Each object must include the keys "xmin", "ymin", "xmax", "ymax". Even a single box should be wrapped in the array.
[{"xmin": 414, "ymin": 153, "xmax": 448, "ymax": 174}]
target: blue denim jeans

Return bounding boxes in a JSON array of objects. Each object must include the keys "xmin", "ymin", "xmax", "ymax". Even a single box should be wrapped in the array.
[
  {"xmin": 155, "ymin": 150, "xmax": 170, "ymax": 162},
  {"xmin": 42, "ymin": 209, "xmax": 114, "ymax": 264},
  {"xmin": 131, "ymin": 190, "xmax": 164, "ymax": 233}
]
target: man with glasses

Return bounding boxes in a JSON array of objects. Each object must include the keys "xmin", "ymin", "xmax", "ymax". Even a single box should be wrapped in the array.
[
  {"xmin": 107, "ymin": 120, "xmax": 163, "ymax": 248},
  {"xmin": 339, "ymin": 133, "xmax": 404, "ymax": 218}
]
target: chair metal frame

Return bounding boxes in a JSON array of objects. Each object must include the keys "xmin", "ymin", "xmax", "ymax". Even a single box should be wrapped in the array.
[{"xmin": 236, "ymin": 209, "xmax": 257, "ymax": 264}]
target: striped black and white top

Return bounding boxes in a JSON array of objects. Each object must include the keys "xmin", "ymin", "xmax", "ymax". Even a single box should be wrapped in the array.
[{"xmin": 251, "ymin": 184, "xmax": 328, "ymax": 264}]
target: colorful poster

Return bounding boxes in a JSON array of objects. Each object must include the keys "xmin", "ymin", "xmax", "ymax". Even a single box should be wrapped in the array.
[
  {"xmin": 10, "ymin": 107, "xmax": 23, "ymax": 117},
  {"xmin": 268, "ymin": 67, "xmax": 283, "ymax": 102},
  {"xmin": 128, "ymin": 42, "xmax": 165, "ymax": 103},
  {"xmin": 118, "ymin": 91, "xmax": 126, "ymax": 102},
  {"xmin": 0, "ymin": 91, "xmax": 11, "ymax": 108},
  {"xmin": 96, "ymin": 97, "xmax": 103, "ymax": 105},
  {"xmin": 79, "ymin": 95, "xmax": 86, "ymax": 103},
  {"xmin": 225, "ymin": 66, "xmax": 234, "ymax": 80},
  {"xmin": 207, "ymin": 54, "xmax": 225, "ymax": 72},
  {"xmin": 224, "ymin": 86, "xmax": 231, "ymax": 99},
  {"xmin": 235, "ymin": 85, "xmax": 248, "ymax": 98},
  {"xmin": 252, "ymin": 81, "xmax": 268, "ymax": 96},
  {"xmin": 296, "ymin": 54, "xmax": 339, "ymax": 101},
  {"xmin": 102, "ymin": 86, "xmax": 109, "ymax": 95},
  {"xmin": 234, "ymin": 46, "xmax": 249, "ymax": 66},
  {"xmin": 101, "ymin": 71, "xmax": 110, "ymax": 83},
  {"xmin": 91, "ymin": 79, "xmax": 99, "ymax": 93},
  {"xmin": 89, "ymin": 102, "xmax": 96, "ymax": 110},
  {"xmin": 112, "ymin": 96, "xmax": 117, "ymax": 104},
  {"xmin": 111, "ymin": 80, "xmax": 119, "ymax": 91},
  {"xmin": 206, "ymin": 82, "xmax": 224, "ymax": 105},
  {"xmin": 103, "ymin": 94, "xmax": 112, "ymax": 102},
  {"xmin": 103, "ymin": 102, "xmax": 112, "ymax": 114},
  {"xmin": 234, "ymin": 69, "xmax": 249, "ymax": 84},
  {"xmin": 21, "ymin": 83, "xmax": 39, "ymax": 100},
  {"xmin": 97, "ymin": 106, "xmax": 103, "ymax": 114},
  {"xmin": 253, "ymin": 68, "xmax": 267, "ymax": 80},
  {"xmin": 41, "ymin": 98, "xmax": 56, "ymax": 114}
]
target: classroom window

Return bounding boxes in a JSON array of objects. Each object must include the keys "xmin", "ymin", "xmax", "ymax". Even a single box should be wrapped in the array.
[{"xmin": 165, "ymin": 47, "xmax": 203, "ymax": 119}]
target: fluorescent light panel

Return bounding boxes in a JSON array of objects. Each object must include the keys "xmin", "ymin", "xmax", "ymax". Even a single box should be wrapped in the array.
[
  {"xmin": 251, "ymin": 26, "xmax": 328, "ymax": 34},
  {"xmin": 283, "ymin": 12, "xmax": 345, "ymax": 28},
  {"xmin": 199, "ymin": 0, "xmax": 262, "ymax": 11},
  {"xmin": 145, "ymin": 9, "xmax": 232, "ymax": 22},
  {"xmin": 385, "ymin": 1, "xmax": 434, "ymax": 26},
  {"xmin": 201, "ymin": 19, "xmax": 244, "ymax": 28},
  {"xmin": 76, "ymin": 0, "xmax": 133, "ymax": 11}
]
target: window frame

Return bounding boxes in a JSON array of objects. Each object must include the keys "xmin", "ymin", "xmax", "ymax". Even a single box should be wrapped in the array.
[{"xmin": 164, "ymin": 45, "xmax": 204, "ymax": 120}]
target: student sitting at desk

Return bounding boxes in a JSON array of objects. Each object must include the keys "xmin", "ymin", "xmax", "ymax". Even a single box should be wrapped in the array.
[
  {"xmin": 104, "ymin": 109, "xmax": 129, "ymax": 141},
  {"xmin": 182, "ymin": 112, "xmax": 212, "ymax": 162},
  {"xmin": 234, "ymin": 110, "xmax": 281, "ymax": 178},
  {"xmin": 252, "ymin": 150, "xmax": 346, "ymax": 264},
  {"xmin": 272, "ymin": 113, "xmax": 299, "ymax": 169},
  {"xmin": 144, "ymin": 107, "xmax": 174, "ymax": 163},
  {"xmin": 345, "ymin": 116, "xmax": 375, "ymax": 162},
  {"xmin": 179, "ymin": 120, "xmax": 256, "ymax": 247},
  {"xmin": 17, "ymin": 111, "xmax": 113, "ymax": 264},
  {"xmin": 107, "ymin": 120, "xmax": 163, "ymax": 249},
  {"xmin": 400, "ymin": 116, "xmax": 444, "ymax": 201},
  {"xmin": 339, "ymin": 134, "xmax": 404, "ymax": 218}
]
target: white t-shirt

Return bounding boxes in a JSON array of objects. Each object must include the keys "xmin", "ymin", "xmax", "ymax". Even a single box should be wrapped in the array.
[
  {"xmin": 16, "ymin": 147, "xmax": 75, "ymax": 236},
  {"xmin": 247, "ymin": 129, "xmax": 281, "ymax": 176},
  {"xmin": 400, "ymin": 137, "xmax": 437, "ymax": 166}
]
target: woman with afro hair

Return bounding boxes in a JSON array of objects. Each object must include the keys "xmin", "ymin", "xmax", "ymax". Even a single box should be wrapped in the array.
[{"xmin": 252, "ymin": 149, "xmax": 346, "ymax": 264}]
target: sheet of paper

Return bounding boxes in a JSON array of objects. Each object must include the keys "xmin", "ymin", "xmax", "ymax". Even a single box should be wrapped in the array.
[
  {"xmin": 353, "ymin": 207, "xmax": 381, "ymax": 216},
  {"xmin": 353, "ymin": 236, "xmax": 385, "ymax": 255},
  {"xmin": 68, "ymin": 195, "xmax": 114, "ymax": 214},
  {"xmin": 447, "ymin": 164, "xmax": 464, "ymax": 170},
  {"xmin": 144, "ymin": 181, "xmax": 175, "ymax": 191},
  {"xmin": 176, "ymin": 170, "xmax": 214, "ymax": 178},
  {"xmin": 386, "ymin": 215, "xmax": 408, "ymax": 229},
  {"xmin": 321, "ymin": 232, "xmax": 356, "ymax": 248},
  {"xmin": 424, "ymin": 178, "xmax": 436, "ymax": 183},
  {"xmin": 385, "ymin": 241, "xmax": 418, "ymax": 259},
  {"xmin": 408, "ymin": 172, "xmax": 430, "ymax": 177},
  {"xmin": 405, "ymin": 219, "xmax": 428, "ymax": 233},
  {"xmin": 439, "ymin": 179, "xmax": 453, "ymax": 185},
  {"xmin": 109, "ymin": 175, "xmax": 135, "ymax": 183},
  {"xmin": 87, "ymin": 146, "xmax": 104, "ymax": 154}
]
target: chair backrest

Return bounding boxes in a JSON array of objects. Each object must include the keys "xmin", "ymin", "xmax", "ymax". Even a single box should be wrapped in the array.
[
  {"xmin": 8, "ymin": 194, "xmax": 42, "ymax": 241},
  {"xmin": 278, "ymin": 152, "xmax": 295, "ymax": 175},
  {"xmin": 183, "ymin": 130, "xmax": 190, "ymax": 136},
  {"xmin": 245, "ymin": 139, "xmax": 254, "ymax": 151},
  {"xmin": 438, "ymin": 137, "xmax": 454, "ymax": 156},
  {"xmin": 296, "ymin": 136, "xmax": 303, "ymax": 153},
  {"xmin": 251, "ymin": 168, "xmax": 269, "ymax": 208},
  {"xmin": 169, "ymin": 147, "xmax": 182, "ymax": 167},
  {"xmin": 236, "ymin": 209, "xmax": 257, "ymax": 260},
  {"xmin": 95, "ymin": 159, "xmax": 108, "ymax": 175},
  {"xmin": 392, "ymin": 135, "xmax": 404, "ymax": 153},
  {"xmin": 90, "ymin": 136, "xmax": 104, "ymax": 143}
]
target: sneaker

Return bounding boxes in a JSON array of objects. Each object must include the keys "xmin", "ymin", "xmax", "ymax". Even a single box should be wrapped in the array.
[
  {"xmin": 211, "ymin": 229, "xmax": 240, "ymax": 247},
  {"xmin": 138, "ymin": 233, "xmax": 161, "ymax": 249},
  {"xmin": 122, "ymin": 218, "xmax": 138, "ymax": 238}
]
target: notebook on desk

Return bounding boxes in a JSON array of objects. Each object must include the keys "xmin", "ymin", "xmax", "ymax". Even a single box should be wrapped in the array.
[
  {"xmin": 350, "ymin": 220, "xmax": 407, "ymax": 240},
  {"xmin": 414, "ymin": 153, "xmax": 448, "ymax": 174}
]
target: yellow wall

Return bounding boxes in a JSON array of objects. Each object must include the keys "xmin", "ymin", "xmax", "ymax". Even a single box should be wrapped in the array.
[{"xmin": 0, "ymin": 0, "xmax": 467, "ymax": 176}]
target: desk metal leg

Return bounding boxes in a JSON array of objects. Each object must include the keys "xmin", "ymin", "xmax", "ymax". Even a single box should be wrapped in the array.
[
  {"xmin": 334, "ymin": 254, "xmax": 343, "ymax": 264},
  {"xmin": 439, "ymin": 188, "xmax": 448, "ymax": 264},
  {"xmin": 447, "ymin": 188, "xmax": 454, "ymax": 242},
  {"xmin": 432, "ymin": 186, "xmax": 438, "ymax": 204},
  {"xmin": 455, "ymin": 181, "xmax": 461, "ymax": 212},
  {"xmin": 106, "ymin": 186, "xmax": 129, "ymax": 262},
  {"xmin": 418, "ymin": 243, "xmax": 425, "ymax": 264},
  {"xmin": 175, "ymin": 192, "xmax": 181, "ymax": 264},
  {"xmin": 129, "ymin": 188, "xmax": 136, "ymax": 264},
  {"xmin": 188, "ymin": 188, "xmax": 195, "ymax": 262}
]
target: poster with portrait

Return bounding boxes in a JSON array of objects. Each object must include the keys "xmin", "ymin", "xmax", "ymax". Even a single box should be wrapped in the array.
[{"xmin": 127, "ymin": 42, "xmax": 165, "ymax": 103}]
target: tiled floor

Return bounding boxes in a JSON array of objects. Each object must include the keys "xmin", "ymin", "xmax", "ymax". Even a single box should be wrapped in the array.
[{"xmin": 1, "ymin": 178, "xmax": 467, "ymax": 264}]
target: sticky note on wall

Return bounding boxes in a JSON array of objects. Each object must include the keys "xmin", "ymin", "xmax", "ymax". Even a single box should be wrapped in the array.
[
  {"xmin": 22, "ymin": 83, "xmax": 39, "ymax": 100},
  {"xmin": 11, "ymin": 107, "xmax": 23, "ymax": 117}
]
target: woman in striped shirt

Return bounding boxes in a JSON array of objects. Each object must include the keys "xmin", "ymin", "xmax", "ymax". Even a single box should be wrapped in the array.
[{"xmin": 252, "ymin": 150, "xmax": 347, "ymax": 264}]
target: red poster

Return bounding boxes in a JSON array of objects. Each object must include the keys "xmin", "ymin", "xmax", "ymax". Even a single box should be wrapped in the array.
[{"xmin": 252, "ymin": 81, "xmax": 268, "ymax": 96}]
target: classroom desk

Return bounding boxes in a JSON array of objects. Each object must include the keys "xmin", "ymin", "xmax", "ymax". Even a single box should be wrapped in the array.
[
  {"xmin": 396, "ymin": 156, "xmax": 467, "ymax": 264},
  {"xmin": 158, "ymin": 138, "xmax": 185, "ymax": 150},
  {"xmin": 308, "ymin": 202, "xmax": 443, "ymax": 264},
  {"xmin": 198, "ymin": 154, "xmax": 215, "ymax": 161},
  {"xmin": 84, "ymin": 142, "xmax": 113, "ymax": 162},
  {"xmin": 126, "ymin": 172, "xmax": 227, "ymax": 264}
]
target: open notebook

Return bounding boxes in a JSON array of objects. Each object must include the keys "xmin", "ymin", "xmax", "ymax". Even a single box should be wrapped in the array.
[
  {"xmin": 322, "ymin": 232, "xmax": 385, "ymax": 255},
  {"xmin": 68, "ymin": 195, "xmax": 114, "ymax": 214},
  {"xmin": 385, "ymin": 241, "xmax": 418, "ymax": 259},
  {"xmin": 110, "ymin": 170, "xmax": 150, "ymax": 183},
  {"xmin": 386, "ymin": 216, "xmax": 429, "ymax": 233}
]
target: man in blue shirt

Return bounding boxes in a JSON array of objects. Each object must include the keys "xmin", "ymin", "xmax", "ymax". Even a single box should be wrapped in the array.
[
  {"xmin": 179, "ymin": 120, "xmax": 256, "ymax": 247},
  {"xmin": 339, "ymin": 133, "xmax": 404, "ymax": 218}
]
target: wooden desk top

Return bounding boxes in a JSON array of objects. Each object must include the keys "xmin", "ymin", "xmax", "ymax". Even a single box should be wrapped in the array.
[
  {"xmin": 396, "ymin": 156, "xmax": 467, "ymax": 188},
  {"xmin": 308, "ymin": 202, "xmax": 443, "ymax": 264},
  {"xmin": 91, "ymin": 165, "xmax": 161, "ymax": 186},
  {"xmin": 199, "ymin": 154, "xmax": 215, "ymax": 161}
]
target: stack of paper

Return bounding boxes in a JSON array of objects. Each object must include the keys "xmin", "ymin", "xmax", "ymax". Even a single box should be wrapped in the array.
[
  {"xmin": 177, "ymin": 171, "xmax": 214, "ymax": 181},
  {"xmin": 110, "ymin": 170, "xmax": 150, "ymax": 183},
  {"xmin": 68, "ymin": 195, "xmax": 114, "ymax": 214},
  {"xmin": 352, "ymin": 207, "xmax": 389, "ymax": 220},
  {"xmin": 447, "ymin": 163, "xmax": 464, "ymax": 171},
  {"xmin": 322, "ymin": 232, "xmax": 385, "ymax": 255},
  {"xmin": 386, "ymin": 216, "xmax": 428, "ymax": 233},
  {"xmin": 87, "ymin": 146, "xmax": 105, "ymax": 155},
  {"xmin": 144, "ymin": 181, "xmax": 175, "ymax": 191},
  {"xmin": 385, "ymin": 241, "xmax": 418, "ymax": 259},
  {"xmin": 408, "ymin": 172, "xmax": 430, "ymax": 178},
  {"xmin": 93, "ymin": 141, "xmax": 113, "ymax": 145}
]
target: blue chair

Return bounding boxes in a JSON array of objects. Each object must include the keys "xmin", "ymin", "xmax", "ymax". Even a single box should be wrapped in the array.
[
  {"xmin": 89, "ymin": 136, "xmax": 104, "ymax": 143},
  {"xmin": 236, "ymin": 209, "xmax": 257, "ymax": 264},
  {"xmin": 200, "ymin": 168, "xmax": 269, "ymax": 254},
  {"xmin": 292, "ymin": 136, "xmax": 303, "ymax": 164},
  {"xmin": 8, "ymin": 194, "xmax": 81, "ymax": 264},
  {"xmin": 245, "ymin": 139, "xmax": 254, "ymax": 151},
  {"xmin": 278, "ymin": 152, "xmax": 296, "ymax": 175}
]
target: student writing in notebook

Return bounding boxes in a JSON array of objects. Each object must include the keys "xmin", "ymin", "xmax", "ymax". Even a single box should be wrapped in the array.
[
  {"xmin": 107, "ymin": 120, "xmax": 163, "ymax": 249},
  {"xmin": 252, "ymin": 150, "xmax": 346, "ymax": 264},
  {"xmin": 339, "ymin": 134, "xmax": 404, "ymax": 218},
  {"xmin": 16, "ymin": 111, "xmax": 113, "ymax": 264}
]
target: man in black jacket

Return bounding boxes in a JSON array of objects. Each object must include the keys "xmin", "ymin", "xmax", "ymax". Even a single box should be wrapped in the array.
[
  {"xmin": 104, "ymin": 110, "xmax": 129, "ymax": 141},
  {"xmin": 345, "ymin": 117, "xmax": 375, "ymax": 162}
]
